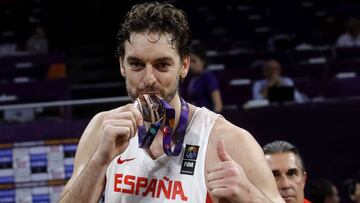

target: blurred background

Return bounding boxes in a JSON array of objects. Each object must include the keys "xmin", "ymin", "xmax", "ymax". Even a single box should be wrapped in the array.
[{"xmin": 1, "ymin": 0, "xmax": 360, "ymax": 202}]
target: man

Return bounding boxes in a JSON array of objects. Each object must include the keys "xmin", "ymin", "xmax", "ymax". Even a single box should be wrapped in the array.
[
  {"xmin": 263, "ymin": 140, "xmax": 310, "ymax": 203},
  {"xmin": 336, "ymin": 17, "xmax": 360, "ymax": 47},
  {"xmin": 306, "ymin": 179, "xmax": 340, "ymax": 203},
  {"xmin": 252, "ymin": 59, "xmax": 305, "ymax": 103},
  {"xmin": 344, "ymin": 172, "xmax": 360, "ymax": 203},
  {"xmin": 59, "ymin": 2, "xmax": 284, "ymax": 203},
  {"xmin": 184, "ymin": 43, "xmax": 223, "ymax": 113}
]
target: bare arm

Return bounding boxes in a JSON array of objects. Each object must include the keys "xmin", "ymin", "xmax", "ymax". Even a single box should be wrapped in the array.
[
  {"xmin": 211, "ymin": 90, "xmax": 223, "ymax": 113},
  {"xmin": 58, "ymin": 104, "xmax": 143, "ymax": 202},
  {"xmin": 206, "ymin": 118, "xmax": 285, "ymax": 203},
  {"xmin": 58, "ymin": 112, "xmax": 108, "ymax": 203},
  {"xmin": 58, "ymin": 155, "xmax": 107, "ymax": 203}
]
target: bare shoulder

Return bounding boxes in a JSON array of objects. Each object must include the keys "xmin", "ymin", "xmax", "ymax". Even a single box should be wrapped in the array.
[
  {"xmin": 207, "ymin": 117, "xmax": 257, "ymax": 154},
  {"xmin": 206, "ymin": 117, "xmax": 281, "ymax": 201}
]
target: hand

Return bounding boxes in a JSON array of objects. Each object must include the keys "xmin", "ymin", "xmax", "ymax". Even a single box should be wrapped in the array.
[
  {"xmin": 269, "ymin": 75, "xmax": 281, "ymax": 87},
  {"xmin": 207, "ymin": 140, "xmax": 264, "ymax": 203},
  {"xmin": 93, "ymin": 104, "xmax": 143, "ymax": 165}
]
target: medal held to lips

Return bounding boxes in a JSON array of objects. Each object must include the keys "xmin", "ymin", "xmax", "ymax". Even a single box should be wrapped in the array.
[
  {"xmin": 134, "ymin": 94, "xmax": 189, "ymax": 156},
  {"xmin": 134, "ymin": 94, "xmax": 165, "ymax": 123}
]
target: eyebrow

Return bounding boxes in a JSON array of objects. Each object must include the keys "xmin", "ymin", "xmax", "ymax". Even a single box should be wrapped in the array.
[
  {"xmin": 287, "ymin": 168, "xmax": 299, "ymax": 174},
  {"xmin": 272, "ymin": 170, "xmax": 281, "ymax": 176},
  {"xmin": 126, "ymin": 56, "xmax": 175, "ymax": 63},
  {"xmin": 126, "ymin": 56, "xmax": 142, "ymax": 62},
  {"xmin": 153, "ymin": 57, "xmax": 174, "ymax": 63},
  {"xmin": 272, "ymin": 168, "xmax": 299, "ymax": 175}
]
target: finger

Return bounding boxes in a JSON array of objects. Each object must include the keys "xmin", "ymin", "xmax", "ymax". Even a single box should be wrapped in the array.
[
  {"xmin": 104, "ymin": 112, "xmax": 138, "ymax": 136},
  {"xmin": 103, "ymin": 125, "xmax": 131, "ymax": 141},
  {"xmin": 207, "ymin": 169, "xmax": 225, "ymax": 182},
  {"xmin": 207, "ymin": 178, "xmax": 226, "ymax": 190},
  {"xmin": 103, "ymin": 119, "xmax": 136, "ymax": 138},
  {"xmin": 217, "ymin": 139, "xmax": 232, "ymax": 162},
  {"xmin": 127, "ymin": 103, "xmax": 144, "ymax": 126},
  {"xmin": 207, "ymin": 164, "xmax": 223, "ymax": 174},
  {"xmin": 211, "ymin": 188, "xmax": 233, "ymax": 199},
  {"xmin": 113, "ymin": 104, "xmax": 144, "ymax": 127}
]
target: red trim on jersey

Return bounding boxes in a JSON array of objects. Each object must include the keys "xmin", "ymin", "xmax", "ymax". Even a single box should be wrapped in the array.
[{"xmin": 206, "ymin": 192, "xmax": 213, "ymax": 203}]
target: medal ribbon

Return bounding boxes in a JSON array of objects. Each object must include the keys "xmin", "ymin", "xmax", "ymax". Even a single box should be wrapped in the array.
[{"xmin": 137, "ymin": 97, "xmax": 189, "ymax": 156}]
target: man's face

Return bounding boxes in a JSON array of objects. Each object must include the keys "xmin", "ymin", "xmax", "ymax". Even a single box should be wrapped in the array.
[
  {"xmin": 352, "ymin": 183, "xmax": 360, "ymax": 203},
  {"xmin": 120, "ymin": 31, "xmax": 189, "ymax": 103},
  {"xmin": 263, "ymin": 60, "xmax": 281, "ymax": 80},
  {"xmin": 265, "ymin": 152, "xmax": 306, "ymax": 203},
  {"xmin": 190, "ymin": 53, "xmax": 205, "ymax": 74}
]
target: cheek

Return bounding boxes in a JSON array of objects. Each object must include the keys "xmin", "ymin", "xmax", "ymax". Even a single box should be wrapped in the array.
[
  {"xmin": 126, "ymin": 72, "xmax": 142, "ymax": 83},
  {"xmin": 294, "ymin": 178, "xmax": 306, "ymax": 189}
]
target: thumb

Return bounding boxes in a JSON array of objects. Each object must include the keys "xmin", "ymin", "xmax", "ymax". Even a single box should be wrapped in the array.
[{"xmin": 217, "ymin": 140, "xmax": 232, "ymax": 162}]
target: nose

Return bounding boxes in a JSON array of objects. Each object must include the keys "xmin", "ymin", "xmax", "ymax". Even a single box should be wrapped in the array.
[
  {"xmin": 277, "ymin": 175, "xmax": 291, "ymax": 190},
  {"xmin": 143, "ymin": 65, "xmax": 156, "ymax": 87}
]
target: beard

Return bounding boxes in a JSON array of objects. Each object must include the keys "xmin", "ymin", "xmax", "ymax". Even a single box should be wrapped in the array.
[{"xmin": 125, "ymin": 76, "xmax": 180, "ymax": 104}]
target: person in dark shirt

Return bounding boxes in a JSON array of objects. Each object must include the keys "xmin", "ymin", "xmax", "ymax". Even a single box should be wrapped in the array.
[
  {"xmin": 306, "ymin": 179, "xmax": 340, "ymax": 203},
  {"xmin": 185, "ymin": 44, "xmax": 223, "ymax": 112}
]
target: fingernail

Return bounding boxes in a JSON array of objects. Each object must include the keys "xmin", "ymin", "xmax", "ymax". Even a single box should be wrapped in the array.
[{"xmin": 138, "ymin": 119, "xmax": 143, "ymax": 126}]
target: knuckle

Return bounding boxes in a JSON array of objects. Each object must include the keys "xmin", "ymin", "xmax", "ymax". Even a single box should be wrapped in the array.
[
  {"xmin": 102, "ymin": 127, "xmax": 111, "ymax": 137},
  {"xmin": 125, "ymin": 103, "xmax": 134, "ymax": 110},
  {"xmin": 125, "ymin": 127, "xmax": 130, "ymax": 134},
  {"xmin": 227, "ymin": 167, "xmax": 238, "ymax": 176}
]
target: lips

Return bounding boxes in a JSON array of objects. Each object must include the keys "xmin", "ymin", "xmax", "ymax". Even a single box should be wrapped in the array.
[
  {"xmin": 281, "ymin": 195, "xmax": 296, "ymax": 202},
  {"xmin": 141, "ymin": 92, "xmax": 159, "ymax": 94}
]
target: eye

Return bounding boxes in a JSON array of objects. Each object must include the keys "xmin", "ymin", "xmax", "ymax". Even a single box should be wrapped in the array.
[
  {"xmin": 129, "ymin": 62, "xmax": 145, "ymax": 70},
  {"xmin": 155, "ymin": 62, "xmax": 171, "ymax": 71},
  {"xmin": 272, "ymin": 171, "xmax": 281, "ymax": 179},
  {"xmin": 287, "ymin": 169, "xmax": 299, "ymax": 178}
]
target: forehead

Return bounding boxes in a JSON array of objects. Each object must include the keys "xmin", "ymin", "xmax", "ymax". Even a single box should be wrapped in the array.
[
  {"xmin": 124, "ymin": 32, "xmax": 179, "ymax": 60},
  {"xmin": 265, "ymin": 152, "xmax": 302, "ymax": 172}
]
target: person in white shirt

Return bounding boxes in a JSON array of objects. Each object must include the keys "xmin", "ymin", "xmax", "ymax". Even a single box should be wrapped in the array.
[
  {"xmin": 58, "ymin": 2, "xmax": 284, "ymax": 203},
  {"xmin": 252, "ymin": 59, "xmax": 305, "ymax": 103},
  {"xmin": 336, "ymin": 17, "xmax": 360, "ymax": 47}
]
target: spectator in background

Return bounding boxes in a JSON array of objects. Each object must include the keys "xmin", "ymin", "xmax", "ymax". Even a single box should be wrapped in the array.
[
  {"xmin": 26, "ymin": 26, "xmax": 49, "ymax": 54},
  {"xmin": 263, "ymin": 140, "xmax": 311, "ymax": 203},
  {"xmin": 306, "ymin": 179, "xmax": 340, "ymax": 203},
  {"xmin": 343, "ymin": 172, "xmax": 360, "ymax": 203},
  {"xmin": 252, "ymin": 59, "xmax": 306, "ymax": 103},
  {"xmin": 336, "ymin": 17, "xmax": 360, "ymax": 47},
  {"xmin": 183, "ymin": 43, "xmax": 223, "ymax": 112}
]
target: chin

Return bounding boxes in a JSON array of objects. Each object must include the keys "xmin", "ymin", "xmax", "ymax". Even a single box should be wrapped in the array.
[{"xmin": 282, "ymin": 197, "xmax": 297, "ymax": 203}]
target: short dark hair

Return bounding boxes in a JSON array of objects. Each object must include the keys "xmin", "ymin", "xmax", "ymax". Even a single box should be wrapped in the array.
[
  {"xmin": 263, "ymin": 140, "xmax": 306, "ymax": 172},
  {"xmin": 307, "ymin": 179, "xmax": 335, "ymax": 203},
  {"xmin": 191, "ymin": 43, "xmax": 207, "ymax": 62},
  {"xmin": 343, "ymin": 171, "xmax": 360, "ymax": 195},
  {"xmin": 115, "ymin": 2, "xmax": 192, "ymax": 60}
]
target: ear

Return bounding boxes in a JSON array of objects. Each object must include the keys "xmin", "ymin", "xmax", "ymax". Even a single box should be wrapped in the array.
[
  {"xmin": 180, "ymin": 56, "xmax": 190, "ymax": 79},
  {"xmin": 303, "ymin": 171, "xmax": 308, "ymax": 181},
  {"xmin": 119, "ymin": 57, "xmax": 126, "ymax": 77},
  {"xmin": 301, "ymin": 171, "xmax": 308, "ymax": 191}
]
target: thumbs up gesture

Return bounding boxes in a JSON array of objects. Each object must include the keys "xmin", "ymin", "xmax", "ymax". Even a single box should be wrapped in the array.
[{"xmin": 207, "ymin": 140, "xmax": 264, "ymax": 202}]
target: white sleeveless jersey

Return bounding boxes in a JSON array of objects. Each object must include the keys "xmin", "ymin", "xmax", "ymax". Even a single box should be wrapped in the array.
[{"xmin": 104, "ymin": 107, "xmax": 220, "ymax": 203}]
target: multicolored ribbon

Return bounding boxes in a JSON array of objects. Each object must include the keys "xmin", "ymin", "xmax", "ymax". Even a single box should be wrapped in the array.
[{"xmin": 137, "ymin": 97, "xmax": 189, "ymax": 156}]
